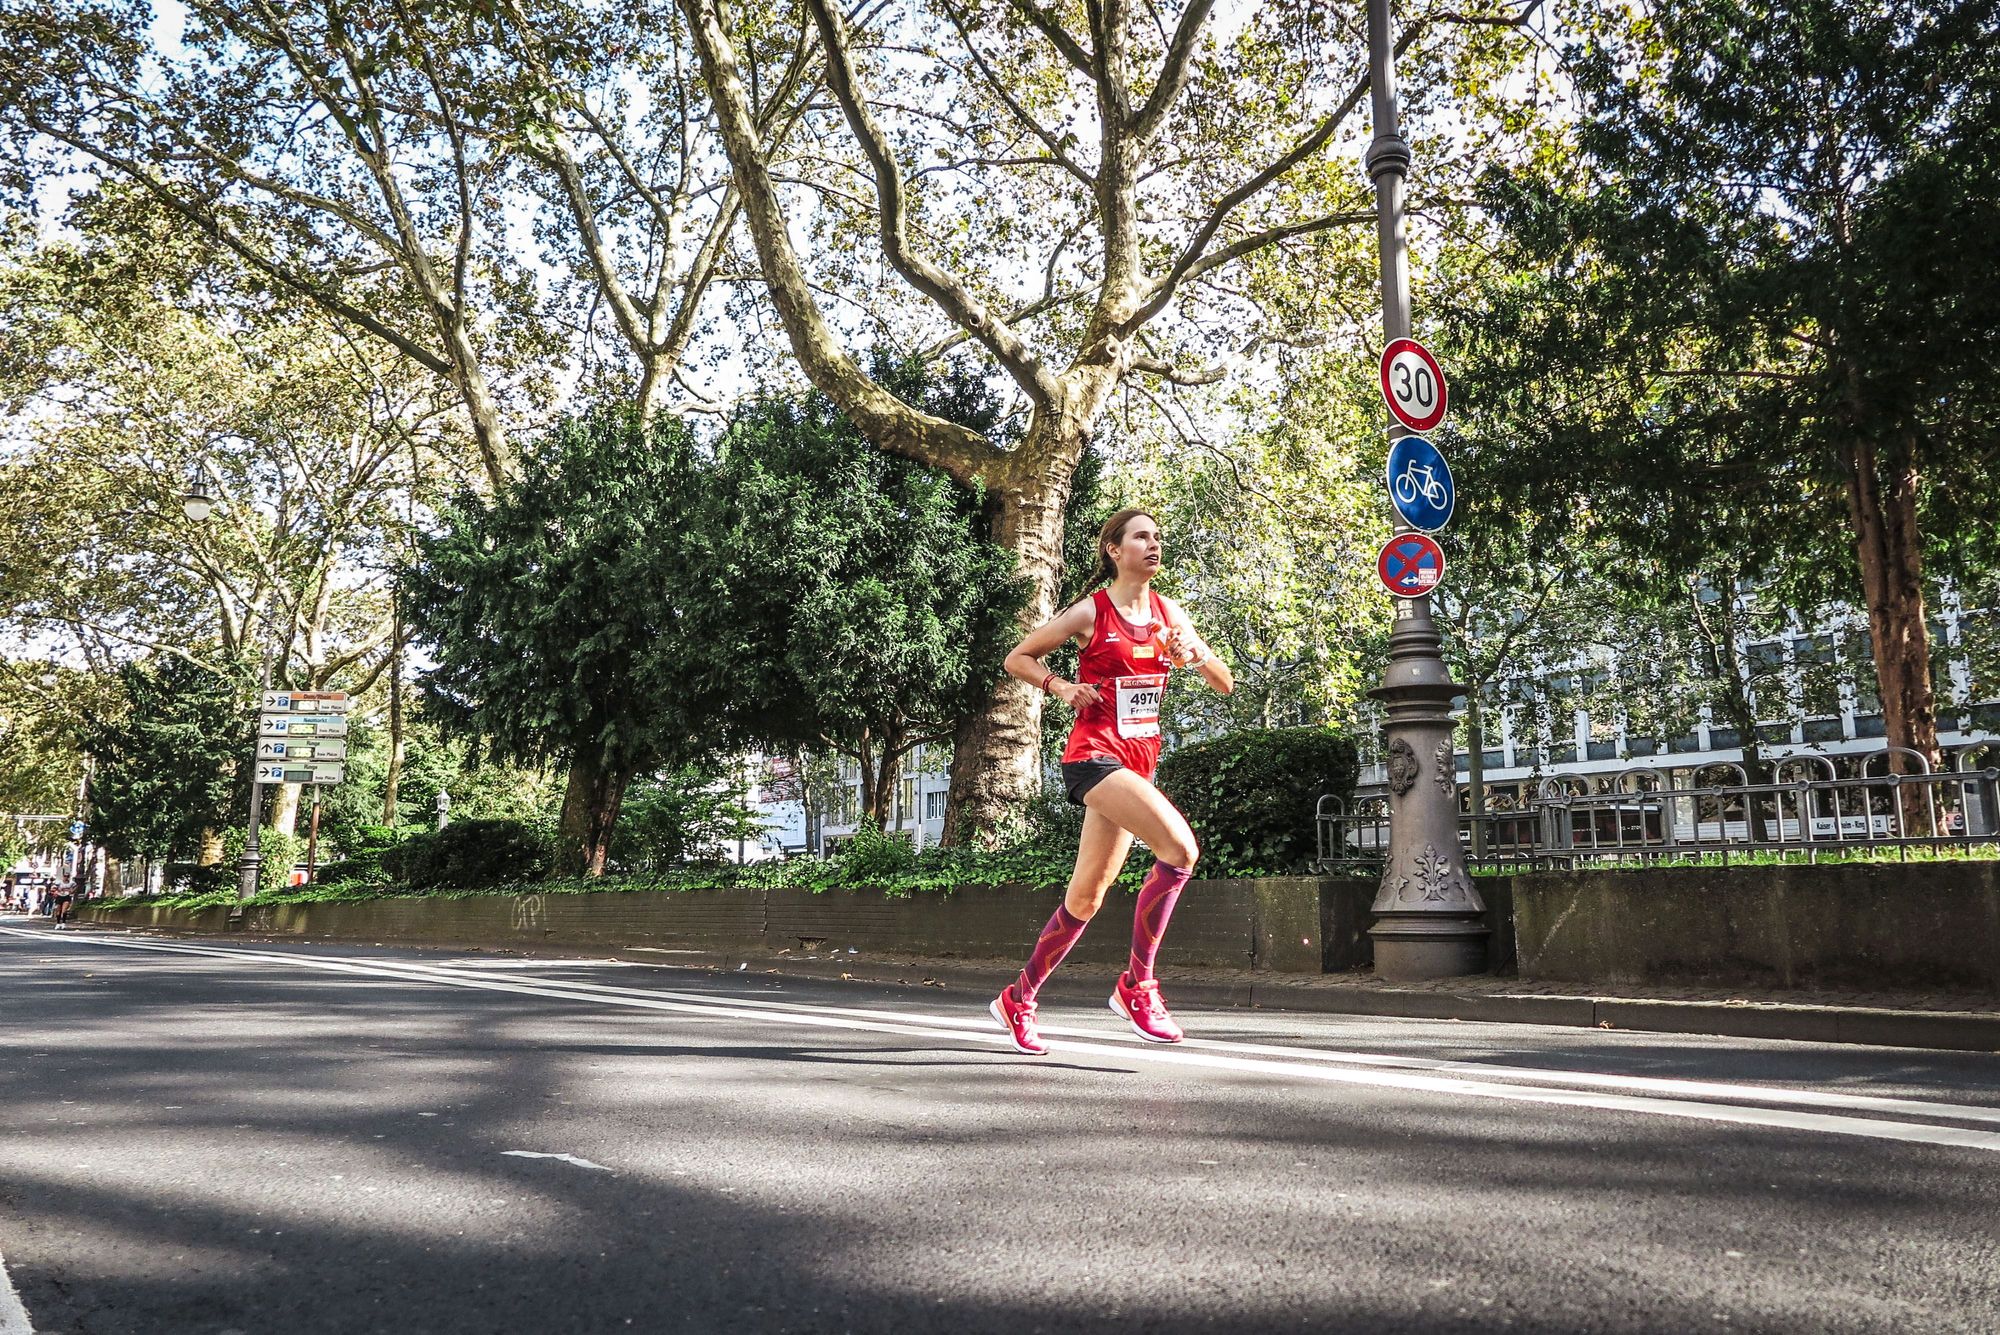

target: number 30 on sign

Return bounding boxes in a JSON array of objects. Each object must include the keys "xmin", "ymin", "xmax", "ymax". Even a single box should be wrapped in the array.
[{"xmin": 1379, "ymin": 338, "xmax": 1448, "ymax": 434}]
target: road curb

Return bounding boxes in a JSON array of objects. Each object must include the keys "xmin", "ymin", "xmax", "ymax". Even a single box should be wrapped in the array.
[{"xmin": 76, "ymin": 922, "xmax": 2000, "ymax": 1053}]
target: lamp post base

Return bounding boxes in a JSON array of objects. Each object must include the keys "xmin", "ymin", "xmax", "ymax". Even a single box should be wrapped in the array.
[{"xmin": 1370, "ymin": 912, "xmax": 1490, "ymax": 982}]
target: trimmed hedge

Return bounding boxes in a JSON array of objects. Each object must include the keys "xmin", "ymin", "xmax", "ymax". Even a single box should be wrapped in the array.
[
  {"xmin": 1155, "ymin": 726, "xmax": 1358, "ymax": 875},
  {"xmin": 380, "ymin": 818, "xmax": 554, "ymax": 890}
]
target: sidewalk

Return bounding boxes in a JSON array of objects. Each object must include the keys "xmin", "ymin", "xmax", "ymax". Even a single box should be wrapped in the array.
[
  {"xmin": 595, "ymin": 943, "xmax": 2000, "ymax": 1053},
  {"xmin": 56, "ymin": 916, "xmax": 2000, "ymax": 1053}
]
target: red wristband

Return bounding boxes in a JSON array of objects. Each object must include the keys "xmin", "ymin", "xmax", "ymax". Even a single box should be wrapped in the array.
[{"xmin": 1041, "ymin": 671, "xmax": 1058, "ymax": 694}]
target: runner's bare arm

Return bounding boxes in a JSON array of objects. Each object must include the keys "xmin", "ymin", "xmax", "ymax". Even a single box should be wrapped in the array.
[
  {"xmin": 1004, "ymin": 600, "xmax": 1102, "ymax": 710},
  {"xmin": 1157, "ymin": 595, "xmax": 1234, "ymax": 695}
]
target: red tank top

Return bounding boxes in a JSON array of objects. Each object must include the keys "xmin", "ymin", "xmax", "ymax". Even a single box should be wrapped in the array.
[{"xmin": 1060, "ymin": 588, "xmax": 1171, "ymax": 776}]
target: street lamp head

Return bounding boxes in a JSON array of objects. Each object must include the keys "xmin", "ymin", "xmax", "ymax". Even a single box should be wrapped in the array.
[
  {"xmin": 435, "ymin": 790, "xmax": 451, "ymax": 812},
  {"xmin": 181, "ymin": 475, "xmax": 216, "ymax": 523}
]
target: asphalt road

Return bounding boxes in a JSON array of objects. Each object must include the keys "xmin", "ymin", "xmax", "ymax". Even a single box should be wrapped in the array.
[{"xmin": 3, "ymin": 920, "xmax": 1998, "ymax": 1335}]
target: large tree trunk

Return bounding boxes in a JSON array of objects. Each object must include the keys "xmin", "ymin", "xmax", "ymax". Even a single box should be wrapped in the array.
[
  {"xmin": 557, "ymin": 746, "xmax": 631, "ymax": 877},
  {"xmin": 942, "ymin": 467, "xmax": 1076, "ymax": 845},
  {"xmin": 1844, "ymin": 432, "xmax": 1938, "ymax": 770},
  {"xmin": 271, "ymin": 782, "xmax": 301, "ymax": 836},
  {"xmin": 868, "ymin": 735, "xmax": 904, "ymax": 833}
]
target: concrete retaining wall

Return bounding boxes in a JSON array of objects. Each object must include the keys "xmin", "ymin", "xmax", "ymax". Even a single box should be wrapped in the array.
[
  {"xmin": 1512, "ymin": 861, "xmax": 2000, "ymax": 992},
  {"xmin": 82, "ymin": 877, "xmax": 1328, "ymax": 973},
  {"xmin": 83, "ymin": 861, "xmax": 2000, "ymax": 994}
]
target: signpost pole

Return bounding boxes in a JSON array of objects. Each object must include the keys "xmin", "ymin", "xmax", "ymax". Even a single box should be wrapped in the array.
[
  {"xmin": 1364, "ymin": 0, "xmax": 1487, "ymax": 979},
  {"xmin": 235, "ymin": 623, "xmax": 275, "ymax": 920},
  {"xmin": 306, "ymin": 787, "xmax": 321, "ymax": 886}
]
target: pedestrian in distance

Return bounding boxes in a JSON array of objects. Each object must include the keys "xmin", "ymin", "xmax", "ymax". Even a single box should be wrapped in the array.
[{"xmin": 989, "ymin": 508, "xmax": 1233, "ymax": 1055}]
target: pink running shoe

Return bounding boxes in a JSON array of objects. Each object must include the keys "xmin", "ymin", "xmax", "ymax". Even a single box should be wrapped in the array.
[
  {"xmin": 990, "ymin": 984, "xmax": 1049, "ymax": 1056},
  {"xmin": 1110, "ymin": 972, "xmax": 1184, "ymax": 1044}
]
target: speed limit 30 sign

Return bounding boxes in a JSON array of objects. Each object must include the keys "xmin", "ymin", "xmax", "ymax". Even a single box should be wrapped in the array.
[{"xmin": 1379, "ymin": 338, "xmax": 1448, "ymax": 434}]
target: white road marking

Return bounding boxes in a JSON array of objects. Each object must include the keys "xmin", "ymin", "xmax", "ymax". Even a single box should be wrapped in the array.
[
  {"xmin": 13, "ymin": 928, "xmax": 2000, "ymax": 1154},
  {"xmin": 0, "ymin": 1249, "xmax": 33, "ymax": 1335},
  {"xmin": 502, "ymin": 1151, "xmax": 613, "ymax": 1172},
  {"xmin": 252, "ymin": 941, "xmax": 2000, "ymax": 1129}
]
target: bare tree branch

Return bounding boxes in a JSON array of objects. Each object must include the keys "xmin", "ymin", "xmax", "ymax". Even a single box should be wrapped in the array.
[
  {"xmin": 802, "ymin": 0, "xmax": 1060, "ymax": 406},
  {"xmin": 1129, "ymin": 0, "xmax": 1215, "ymax": 140}
]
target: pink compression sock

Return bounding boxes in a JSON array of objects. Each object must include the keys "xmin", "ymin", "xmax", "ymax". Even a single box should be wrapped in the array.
[
  {"xmin": 1129, "ymin": 861, "xmax": 1192, "ymax": 983},
  {"xmin": 1017, "ymin": 904, "xmax": 1088, "ymax": 1002}
]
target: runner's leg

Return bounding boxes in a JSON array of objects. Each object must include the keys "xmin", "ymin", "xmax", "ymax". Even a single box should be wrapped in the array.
[
  {"xmin": 1129, "ymin": 859, "xmax": 1193, "ymax": 983},
  {"xmin": 1079, "ymin": 769, "xmax": 1198, "ymax": 871},
  {"xmin": 1081, "ymin": 770, "xmax": 1200, "ymax": 984},
  {"xmin": 1017, "ymin": 811, "xmax": 1130, "ymax": 1002},
  {"xmin": 1063, "ymin": 810, "xmax": 1135, "ymax": 920}
]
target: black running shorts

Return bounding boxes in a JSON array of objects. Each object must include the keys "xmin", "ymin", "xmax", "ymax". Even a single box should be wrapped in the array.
[{"xmin": 1061, "ymin": 756, "xmax": 1126, "ymax": 806}]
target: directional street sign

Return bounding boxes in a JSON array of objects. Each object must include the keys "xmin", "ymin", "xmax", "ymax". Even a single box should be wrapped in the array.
[
  {"xmin": 253, "ymin": 693, "xmax": 351, "ymax": 785},
  {"xmin": 1379, "ymin": 338, "xmax": 1448, "ymax": 433},
  {"xmin": 257, "ymin": 714, "xmax": 350, "ymax": 739},
  {"xmin": 254, "ymin": 761, "xmax": 346, "ymax": 786},
  {"xmin": 1385, "ymin": 435, "xmax": 1455, "ymax": 532},
  {"xmin": 1376, "ymin": 533, "xmax": 1446, "ymax": 597},
  {"xmin": 257, "ymin": 738, "xmax": 349, "ymax": 762},
  {"xmin": 261, "ymin": 691, "xmax": 351, "ymax": 715}
]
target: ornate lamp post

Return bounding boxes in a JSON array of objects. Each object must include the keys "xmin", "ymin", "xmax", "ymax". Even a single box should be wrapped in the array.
[{"xmin": 1363, "ymin": 0, "xmax": 1487, "ymax": 980}]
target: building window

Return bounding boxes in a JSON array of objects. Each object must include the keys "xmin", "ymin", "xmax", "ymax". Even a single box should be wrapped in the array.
[
  {"xmin": 1747, "ymin": 641, "xmax": 1786, "ymax": 721},
  {"xmin": 1790, "ymin": 634, "xmax": 1838, "ymax": 717},
  {"xmin": 925, "ymin": 790, "xmax": 946, "ymax": 821},
  {"xmin": 898, "ymin": 777, "xmax": 917, "ymax": 822}
]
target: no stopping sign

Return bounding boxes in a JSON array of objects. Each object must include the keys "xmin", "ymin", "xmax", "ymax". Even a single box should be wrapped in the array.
[{"xmin": 1376, "ymin": 533, "xmax": 1446, "ymax": 597}]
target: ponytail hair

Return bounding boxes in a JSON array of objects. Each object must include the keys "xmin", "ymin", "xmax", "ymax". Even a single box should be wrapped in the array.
[{"xmin": 1088, "ymin": 507, "xmax": 1158, "ymax": 588}]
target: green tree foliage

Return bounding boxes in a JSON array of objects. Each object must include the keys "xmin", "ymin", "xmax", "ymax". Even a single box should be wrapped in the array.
[
  {"xmin": 400, "ymin": 406, "xmax": 724, "ymax": 876},
  {"xmin": 696, "ymin": 359, "xmax": 1028, "ymax": 828},
  {"xmin": 1463, "ymin": 0, "xmax": 2000, "ymax": 765},
  {"xmin": 1155, "ymin": 727, "xmax": 1359, "ymax": 875},
  {"xmin": 612, "ymin": 766, "xmax": 763, "ymax": 869},
  {"xmin": 312, "ymin": 714, "xmax": 560, "ymax": 863},
  {"xmin": 0, "ymin": 662, "xmax": 97, "ymax": 818},
  {"xmin": 1115, "ymin": 350, "xmax": 1388, "ymax": 742},
  {"xmin": 76, "ymin": 656, "xmax": 247, "ymax": 864}
]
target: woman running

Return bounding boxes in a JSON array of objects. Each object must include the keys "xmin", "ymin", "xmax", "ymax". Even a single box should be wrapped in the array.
[{"xmin": 990, "ymin": 508, "xmax": 1233, "ymax": 1054}]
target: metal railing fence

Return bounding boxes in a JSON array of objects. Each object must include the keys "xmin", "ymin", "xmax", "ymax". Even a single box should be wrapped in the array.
[{"xmin": 1316, "ymin": 760, "xmax": 2000, "ymax": 873}]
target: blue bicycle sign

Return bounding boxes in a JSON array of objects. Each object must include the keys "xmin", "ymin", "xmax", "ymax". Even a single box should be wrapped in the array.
[{"xmin": 1385, "ymin": 435, "xmax": 1455, "ymax": 532}]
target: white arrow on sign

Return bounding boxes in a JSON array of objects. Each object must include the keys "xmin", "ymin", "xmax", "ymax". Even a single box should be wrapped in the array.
[{"xmin": 259, "ymin": 691, "xmax": 352, "ymax": 715}]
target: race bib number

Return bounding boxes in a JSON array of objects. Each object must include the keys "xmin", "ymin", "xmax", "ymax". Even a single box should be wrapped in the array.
[{"xmin": 1113, "ymin": 674, "xmax": 1167, "ymax": 740}]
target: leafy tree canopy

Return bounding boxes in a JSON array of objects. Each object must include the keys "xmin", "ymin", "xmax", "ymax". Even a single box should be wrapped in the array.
[
  {"xmin": 76, "ymin": 655, "xmax": 249, "ymax": 864},
  {"xmin": 695, "ymin": 356, "xmax": 1029, "ymax": 825},
  {"xmin": 401, "ymin": 405, "xmax": 730, "ymax": 873}
]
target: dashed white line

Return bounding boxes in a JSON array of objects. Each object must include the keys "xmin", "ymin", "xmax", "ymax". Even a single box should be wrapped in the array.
[{"xmin": 11, "ymin": 927, "xmax": 2000, "ymax": 1154}]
